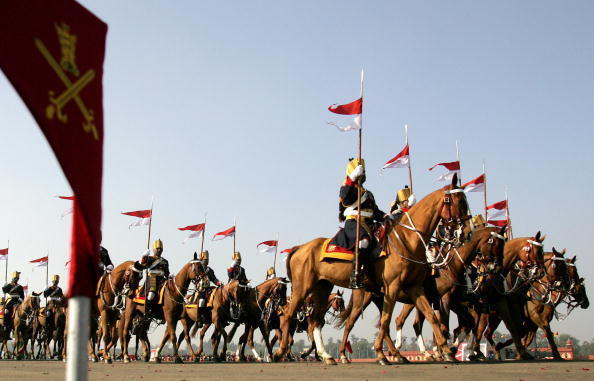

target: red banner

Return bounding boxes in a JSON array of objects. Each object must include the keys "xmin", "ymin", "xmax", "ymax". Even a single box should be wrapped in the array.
[{"xmin": 0, "ymin": 0, "xmax": 107, "ymax": 297}]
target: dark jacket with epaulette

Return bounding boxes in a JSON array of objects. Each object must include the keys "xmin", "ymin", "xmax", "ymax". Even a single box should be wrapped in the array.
[
  {"xmin": 227, "ymin": 265, "xmax": 248, "ymax": 285},
  {"xmin": 2, "ymin": 282, "xmax": 24, "ymax": 300}
]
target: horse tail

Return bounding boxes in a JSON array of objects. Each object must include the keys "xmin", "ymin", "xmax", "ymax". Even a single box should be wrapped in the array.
[
  {"xmin": 285, "ymin": 246, "xmax": 300, "ymax": 281},
  {"xmin": 334, "ymin": 293, "xmax": 353, "ymax": 329}
]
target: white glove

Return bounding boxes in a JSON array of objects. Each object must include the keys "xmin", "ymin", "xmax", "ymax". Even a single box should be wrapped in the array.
[
  {"xmin": 348, "ymin": 165, "xmax": 365, "ymax": 182},
  {"xmin": 106, "ymin": 264, "xmax": 114, "ymax": 272},
  {"xmin": 142, "ymin": 249, "xmax": 150, "ymax": 257},
  {"xmin": 407, "ymin": 194, "xmax": 416, "ymax": 207}
]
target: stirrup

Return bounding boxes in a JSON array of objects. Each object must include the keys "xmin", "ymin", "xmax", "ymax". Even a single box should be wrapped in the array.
[{"xmin": 349, "ymin": 269, "xmax": 364, "ymax": 289}]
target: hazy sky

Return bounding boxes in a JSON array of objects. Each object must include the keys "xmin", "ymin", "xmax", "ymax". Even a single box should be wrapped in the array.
[{"xmin": 1, "ymin": 0, "xmax": 593, "ymax": 344}]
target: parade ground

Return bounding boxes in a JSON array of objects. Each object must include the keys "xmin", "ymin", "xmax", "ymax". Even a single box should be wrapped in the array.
[{"xmin": 0, "ymin": 361, "xmax": 593, "ymax": 381}]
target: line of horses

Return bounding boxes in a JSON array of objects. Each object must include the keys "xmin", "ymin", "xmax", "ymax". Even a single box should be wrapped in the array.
[{"xmin": 0, "ymin": 175, "xmax": 589, "ymax": 365}]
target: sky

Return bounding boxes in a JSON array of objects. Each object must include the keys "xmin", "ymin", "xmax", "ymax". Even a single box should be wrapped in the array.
[{"xmin": 1, "ymin": 0, "xmax": 593, "ymax": 345}]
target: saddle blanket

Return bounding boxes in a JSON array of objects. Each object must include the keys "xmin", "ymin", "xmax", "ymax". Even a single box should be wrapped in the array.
[
  {"xmin": 319, "ymin": 238, "xmax": 387, "ymax": 262},
  {"xmin": 132, "ymin": 284, "xmax": 166, "ymax": 305}
]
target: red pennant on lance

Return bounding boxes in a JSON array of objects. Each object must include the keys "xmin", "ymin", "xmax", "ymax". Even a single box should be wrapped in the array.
[
  {"xmin": 30, "ymin": 256, "xmax": 49, "ymax": 267},
  {"xmin": 212, "ymin": 226, "xmax": 235, "ymax": 241},
  {"xmin": 178, "ymin": 223, "xmax": 205, "ymax": 232},
  {"xmin": 257, "ymin": 240, "xmax": 278, "ymax": 254},
  {"xmin": 122, "ymin": 209, "xmax": 152, "ymax": 218},
  {"xmin": 382, "ymin": 144, "xmax": 410, "ymax": 170},
  {"xmin": 328, "ymin": 97, "xmax": 362, "ymax": 115},
  {"xmin": 429, "ymin": 161, "xmax": 460, "ymax": 171},
  {"xmin": 487, "ymin": 200, "xmax": 507, "ymax": 210},
  {"xmin": 58, "ymin": 195, "xmax": 75, "ymax": 200},
  {"xmin": 487, "ymin": 219, "xmax": 507, "ymax": 227},
  {"xmin": 0, "ymin": 248, "xmax": 8, "ymax": 260},
  {"xmin": 463, "ymin": 174, "xmax": 485, "ymax": 193},
  {"xmin": 0, "ymin": 0, "xmax": 107, "ymax": 298},
  {"xmin": 281, "ymin": 248, "xmax": 292, "ymax": 254}
]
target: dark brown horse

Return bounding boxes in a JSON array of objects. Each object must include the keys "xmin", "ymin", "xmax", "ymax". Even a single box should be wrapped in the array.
[
  {"xmin": 275, "ymin": 175, "xmax": 468, "ymax": 365},
  {"xmin": 120, "ymin": 260, "xmax": 204, "ymax": 363}
]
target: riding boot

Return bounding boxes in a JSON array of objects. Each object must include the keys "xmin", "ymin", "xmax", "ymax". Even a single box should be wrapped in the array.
[{"xmin": 349, "ymin": 263, "xmax": 365, "ymax": 289}]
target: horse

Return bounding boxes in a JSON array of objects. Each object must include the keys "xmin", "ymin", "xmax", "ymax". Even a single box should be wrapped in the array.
[
  {"xmin": 13, "ymin": 293, "xmax": 41, "ymax": 358},
  {"xmin": 120, "ymin": 259, "xmax": 205, "ymax": 363},
  {"xmin": 274, "ymin": 175, "xmax": 468, "ymax": 365},
  {"xmin": 387, "ymin": 226, "xmax": 507, "ymax": 361},
  {"xmin": 486, "ymin": 247, "xmax": 586, "ymax": 360},
  {"xmin": 228, "ymin": 277, "xmax": 289, "ymax": 362},
  {"xmin": 564, "ymin": 255, "xmax": 589, "ymax": 310},
  {"xmin": 95, "ymin": 260, "xmax": 143, "ymax": 363}
]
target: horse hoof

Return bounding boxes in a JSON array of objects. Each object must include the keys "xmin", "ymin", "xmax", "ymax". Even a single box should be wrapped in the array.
[
  {"xmin": 323, "ymin": 357, "xmax": 337, "ymax": 366},
  {"xmin": 174, "ymin": 357, "xmax": 183, "ymax": 364},
  {"xmin": 104, "ymin": 358, "xmax": 112, "ymax": 364},
  {"xmin": 340, "ymin": 356, "xmax": 351, "ymax": 364},
  {"xmin": 153, "ymin": 357, "xmax": 161, "ymax": 363},
  {"xmin": 423, "ymin": 354, "xmax": 435, "ymax": 362},
  {"xmin": 377, "ymin": 358, "xmax": 391, "ymax": 366},
  {"xmin": 521, "ymin": 352, "xmax": 534, "ymax": 361},
  {"xmin": 394, "ymin": 356, "xmax": 409, "ymax": 364},
  {"xmin": 443, "ymin": 353, "xmax": 458, "ymax": 363},
  {"xmin": 91, "ymin": 357, "xmax": 98, "ymax": 363},
  {"xmin": 273, "ymin": 353, "xmax": 282, "ymax": 362}
]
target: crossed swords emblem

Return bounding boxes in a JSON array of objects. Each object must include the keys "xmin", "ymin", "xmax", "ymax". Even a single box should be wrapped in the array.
[{"xmin": 34, "ymin": 38, "xmax": 98, "ymax": 141}]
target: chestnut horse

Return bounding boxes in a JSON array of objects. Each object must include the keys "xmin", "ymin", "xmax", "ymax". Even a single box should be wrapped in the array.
[
  {"xmin": 388, "ymin": 226, "xmax": 507, "ymax": 361},
  {"xmin": 120, "ymin": 260, "xmax": 204, "ymax": 363},
  {"xmin": 95, "ymin": 260, "xmax": 143, "ymax": 363},
  {"xmin": 275, "ymin": 175, "xmax": 468, "ymax": 365},
  {"xmin": 13, "ymin": 293, "xmax": 41, "ymax": 358}
]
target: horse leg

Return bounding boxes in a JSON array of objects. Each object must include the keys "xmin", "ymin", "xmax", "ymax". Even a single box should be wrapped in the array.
[
  {"xmin": 308, "ymin": 281, "xmax": 334, "ymax": 365},
  {"xmin": 196, "ymin": 323, "xmax": 209, "ymax": 357},
  {"xmin": 408, "ymin": 286, "xmax": 454, "ymax": 362},
  {"xmin": 393, "ymin": 303, "xmax": 416, "ymax": 361},
  {"xmin": 180, "ymin": 317, "xmax": 198, "ymax": 362},
  {"xmin": 493, "ymin": 297, "xmax": 532, "ymax": 360},
  {"xmin": 258, "ymin": 322, "xmax": 274, "ymax": 362},
  {"xmin": 373, "ymin": 283, "xmax": 398, "ymax": 366},
  {"xmin": 411, "ymin": 308, "xmax": 435, "ymax": 361},
  {"xmin": 99, "ymin": 310, "xmax": 112, "ymax": 363},
  {"xmin": 469, "ymin": 312, "xmax": 489, "ymax": 361},
  {"xmin": 167, "ymin": 318, "xmax": 183, "ymax": 363},
  {"xmin": 120, "ymin": 308, "xmax": 133, "ymax": 363},
  {"xmin": 238, "ymin": 325, "xmax": 251, "ymax": 361},
  {"xmin": 337, "ymin": 289, "xmax": 367, "ymax": 364},
  {"xmin": 141, "ymin": 331, "xmax": 151, "ymax": 362},
  {"xmin": 274, "ymin": 276, "xmax": 311, "ymax": 361}
]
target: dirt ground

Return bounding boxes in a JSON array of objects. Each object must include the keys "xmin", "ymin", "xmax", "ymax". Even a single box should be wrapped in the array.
[{"xmin": 0, "ymin": 360, "xmax": 592, "ymax": 381}]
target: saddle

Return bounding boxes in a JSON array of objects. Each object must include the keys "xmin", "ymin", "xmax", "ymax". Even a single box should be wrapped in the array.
[
  {"xmin": 132, "ymin": 283, "xmax": 167, "ymax": 305},
  {"xmin": 321, "ymin": 237, "xmax": 386, "ymax": 262}
]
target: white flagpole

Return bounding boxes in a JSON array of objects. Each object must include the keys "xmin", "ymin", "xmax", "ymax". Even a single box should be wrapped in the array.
[
  {"xmin": 405, "ymin": 124, "xmax": 414, "ymax": 194},
  {"xmin": 505, "ymin": 188, "xmax": 513, "ymax": 239},
  {"xmin": 483, "ymin": 161, "xmax": 488, "ymax": 220},
  {"xmin": 455, "ymin": 140, "xmax": 462, "ymax": 185},
  {"xmin": 352, "ymin": 69, "xmax": 364, "ymax": 288},
  {"xmin": 233, "ymin": 217, "xmax": 237, "ymax": 254}
]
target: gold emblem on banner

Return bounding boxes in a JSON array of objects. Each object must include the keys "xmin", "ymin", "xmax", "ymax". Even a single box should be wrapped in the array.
[{"xmin": 35, "ymin": 22, "xmax": 98, "ymax": 140}]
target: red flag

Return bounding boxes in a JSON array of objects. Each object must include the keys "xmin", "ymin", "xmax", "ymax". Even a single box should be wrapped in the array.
[
  {"xmin": 58, "ymin": 196, "xmax": 75, "ymax": 200},
  {"xmin": 212, "ymin": 226, "xmax": 236, "ymax": 241},
  {"xmin": 487, "ymin": 200, "xmax": 507, "ymax": 210},
  {"xmin": 0, "ymin": 248, "xmax": 8, "ymax": 260},
  {"xmin": 30, "ymin": 256, "xmax": 49, "ymax": 267},
  {"xmin": 178, "ymin": 223, "xmax": 205, "ymax": 232},
  {"xmin": 122, "ymin": 210, "xmax": 152, "ymax": 219},
  {"xmin": 345, "ymin": 341, "xmax": 353, "ymax": 354},
  {"xmin": 429, "ymin": 161, "xmax": 460, "ymax": 171},
  {"xmin": 328, "ymin": 97, "xmax": 362, "ymax": 115},
  {"xmin": 257, "ymin": 240, "xmax": 278, "ymax": 254},
  {"xmin": 281, "ymin": 248, "xmax": 292, "ymax": 254},
  {"xmin": 382, "ymin": 144, "xmax": 410, "ymax": 170},
  {"xmin": 487, "ymin": 219, "xmax": 507, "ymax": 227},
  {"xmin": 463, "ymin": 174, "xmax": 485, "ymax": 193},
  {"xmin": 0, "ymin": 0, "xmax": 107, "ymax": 297}
]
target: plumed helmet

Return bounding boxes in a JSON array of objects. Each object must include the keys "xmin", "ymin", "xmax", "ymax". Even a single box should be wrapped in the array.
[
  {"xmin": 200, "ymin": 250, "xmax": 209, "ymax": 261},
  {"xmin": 397, "ymin": 186, "xmax": 411, "ymax": 203},
  {"xmin": 345, "ymin": 158, "xmax": 365, "ymax": 178},
  {"xmin": 52, "ymin": 274, "xmax": 60, "ymax": 282},
  {"xmin": 11, "ymin": 271, "xmax": 20, "ymax": 279},
  {"xmin": 232, "ymin": 251, "xmax": 242, "ymax": 261},
  {"xmin": 153, "ymin": 239, "xmax": 163, "ymax": 250},
  {"xmin": 267, "ymin": 267, "xmax": 276, "ymax": 276},
  {"xmin": 472, "ymin": 214, "xmax": 486, "ymax": 228}
]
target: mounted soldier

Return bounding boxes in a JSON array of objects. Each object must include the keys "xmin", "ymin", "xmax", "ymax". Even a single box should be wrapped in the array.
[
  {"xmin": 141, "ymin": 239, "xmax": 170, "ymax": 316},
  {"xmin": 195, "ymin": 250, "xmax": 220, "ymax": 327},
  {"xmin": 99, "ymin": 246, "xmax": 114, "ymax": 274},
  {"xmin": 227, "ymin": 252, "xmax": 248, "ymax": 285},
  {"xmin": 389, "ymin": 185, "xmax": 416, "ymax": 214},
  {"xmin": 2, "ymin": 271, "xmax": 25, "ymax": 332},
  {"xmin": 43, "ymin": 274, "xmax": 64, "ymax": 325},
  {"xmin": 265, "ymin": 266, "xmax": 276, "ymax": 280},
  {"xmin": 336, "ymin": 158, "xmax": 387, "ymax": 287}
]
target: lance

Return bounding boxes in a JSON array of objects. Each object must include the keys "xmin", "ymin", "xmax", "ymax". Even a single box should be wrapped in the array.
[
  {"xmin": 505, "ymin": 189, "xmax": 513, "ymax": 239},
  {"xmin": 273, "ymin": 233, "xmax": 279, "ymax": 274},
  {"xmin": 233, "ymin": 217, "xmax": 237, "ymax": 254},
  {"xmin": 353, "ymin": 69, "xmax": 364, "ymax": 288},
  {"xmin": 146, "ymin": 197, "xmax": 154, "ymax": 250},
  {"xmin": 483, "ymin": 161, "xmax": 488, "ymax": 220},
  {"xmin": 200, "ymin": 212, "xmax": 207, "ymax": 254},
  {"xmin": 145, "ymin": 198, "xmax": 154, "ymax": 301},
  {"xmin": 405, "ymin": 124, "xmax": 414, "ymax": 194},
  {"xmin": 456, "ymin": 140, "xmax": 462, "ymax": 185},
  {"xmin": 4, "ymin": 240, "xmax": 8, "ymax": 285}
]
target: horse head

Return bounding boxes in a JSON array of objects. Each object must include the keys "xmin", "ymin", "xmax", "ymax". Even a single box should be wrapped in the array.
[
  {"xmin": 565, "ymin": 255, "xmax": 589, "ymax": 309},
  {"xmin": 516, "ymin": 231, "xmax": 546, "ymax": 279},
  {"xmin": 547, "ymin": 247, "xmax": 570, "ymax": 292},
  {"xmin": 473, "ymin": 225, "xmax": 507, "ymax": 276},
  {"xmin": 122, "ymin": 261, "xmax": 144, "ymax": 295},
  {"xmin": 329, "ymin": 290, "xmax": 345, "ymax": 313},
  {"xmin": 441, "ymin": 173, "xmax": 470, "ymax": 232},
  {"xmin": 28, "ymin": 292, "xmax": 41, "ymax": 312}
]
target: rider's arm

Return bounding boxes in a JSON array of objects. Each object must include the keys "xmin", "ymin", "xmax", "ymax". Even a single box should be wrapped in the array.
[
  {"xmin": 1, "ymin": 284, "xmax": 9, "ymax": 293},
  {"xmin": 43, "ymin": 287, "xmax": 52, "ymax": 298}
]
